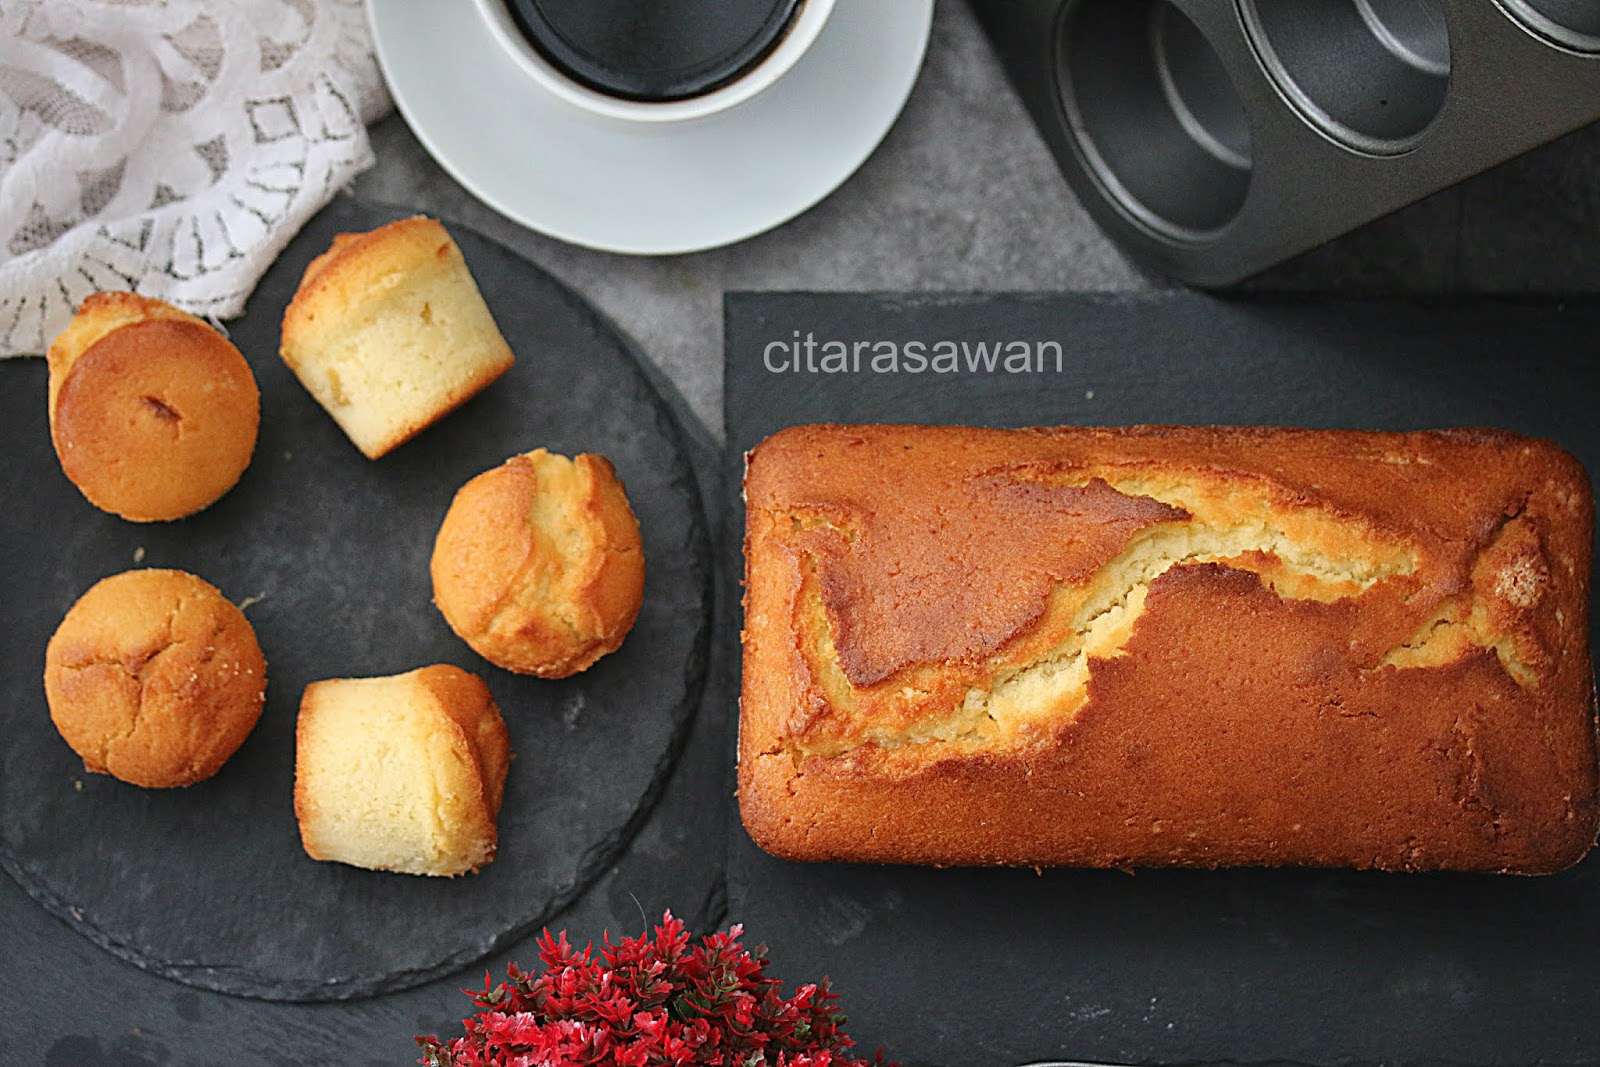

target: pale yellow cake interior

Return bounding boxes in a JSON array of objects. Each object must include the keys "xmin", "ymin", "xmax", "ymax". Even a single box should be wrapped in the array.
[{"xmin": 298, "ymin": 672, "xmax": 492, "ymax": 876}]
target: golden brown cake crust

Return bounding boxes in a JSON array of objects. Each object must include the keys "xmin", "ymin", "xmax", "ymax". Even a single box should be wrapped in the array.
[
  {"xmin": 281, "ymin": 217, "xmax": 445, "ymax": 342},
  {"xmin": 44, "ymin": 568, "xmax": 267, "ymax": 788},
  {"xmin": 410, "ymin": 664, "xmax": 511, "ymax": 819},
  {"xmin": 48, "ymin": 292, "xmax": 260, "ymax": 522},
  {"xmin": 739, "ymin": 424, "xmax": 1599, "ymax": 873},
  {"xmin": 431, "ymin": 449, "xmax": 646, "ymax": 678},
  {"xmin": 283, "ymin": 217, "xmax": 444, "ymax": 324}
]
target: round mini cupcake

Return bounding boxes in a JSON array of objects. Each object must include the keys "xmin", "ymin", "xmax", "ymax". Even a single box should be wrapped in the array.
[
  {"xmin": 44, "ymin": 569, "xmax": 267, "ymax": 788},
  {"xmin": 431, "ymin": 449, "xmax": 645, "ymax": 678},
  {"xmin": 47, "ymin": 291, "xmax": 260, "ymax": 522}
]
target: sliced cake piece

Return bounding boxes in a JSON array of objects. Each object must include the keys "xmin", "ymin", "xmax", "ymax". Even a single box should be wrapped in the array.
[
  {"xmin": 294, "ymin": 664, "xmax": 510, "ymax": 876},
  {"xmin": 280, "ymin": 216, "xmax": 515, "ymax": 459}
]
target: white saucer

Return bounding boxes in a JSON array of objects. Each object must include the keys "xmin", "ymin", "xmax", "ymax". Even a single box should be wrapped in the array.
[{"xmin": 367, "ymin": 0, "xmax": 934, "ymax": 255}]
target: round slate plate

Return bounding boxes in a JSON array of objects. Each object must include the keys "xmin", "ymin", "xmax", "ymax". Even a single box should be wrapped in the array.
[{"xmin": 0, "ymin": 198, "xmax": 712, "ymax": 1002}]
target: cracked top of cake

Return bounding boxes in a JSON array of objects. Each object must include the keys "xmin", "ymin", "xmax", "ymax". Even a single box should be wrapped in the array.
[{"xmin": 738, "ymin": 424, "xmax": 1597, "ymax": 871}]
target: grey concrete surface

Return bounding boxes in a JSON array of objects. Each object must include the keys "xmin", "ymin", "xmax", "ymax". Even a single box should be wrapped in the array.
[{"xmin": 351, "ymin": 0, "xmax": 1600, "ymax": 440}]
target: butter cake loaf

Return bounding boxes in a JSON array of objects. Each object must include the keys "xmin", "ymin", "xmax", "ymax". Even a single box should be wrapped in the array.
[{"xmin": 739, "ymin": 424, "xmax": 1599, "ymax": 873}]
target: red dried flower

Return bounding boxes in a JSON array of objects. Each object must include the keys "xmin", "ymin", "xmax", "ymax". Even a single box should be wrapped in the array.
[{"xmin": 418, "ymin": 913, "xmax": 894, "ymax": 1067}]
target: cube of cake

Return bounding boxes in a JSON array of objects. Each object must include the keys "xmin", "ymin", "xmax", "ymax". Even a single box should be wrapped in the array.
[
  {"xmin": 294, "ymin": 665, "xmax": 510, "ymax": 876},
  {"xmin": 280, "ymin": 216, "xmax": 515, "ymax": 459}
]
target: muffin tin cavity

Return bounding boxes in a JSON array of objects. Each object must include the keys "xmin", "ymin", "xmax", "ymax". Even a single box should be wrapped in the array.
[
  {"xmin": 976, "ymin": 0, "xmax": 1600, "ymax": 283},
  {"xmin": 1498, "ymin": 0, "xmax": 1600, "ymax": 53},
  {"xmin": 1056, "ymin": 0, "xmax": 1253, "ymax": 240},
  {"xmin": 1239, "ymin": 0, "xmax": 1451, "ymax": 155}
]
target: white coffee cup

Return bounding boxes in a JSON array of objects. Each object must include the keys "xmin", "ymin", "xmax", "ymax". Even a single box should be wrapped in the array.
[{"xmin": 469, "ymin": 0, "xmax": 839, "ymax": 124}]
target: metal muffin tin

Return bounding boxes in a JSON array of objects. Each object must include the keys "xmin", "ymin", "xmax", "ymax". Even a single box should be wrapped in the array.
[{"xmin": 972, "ymin": 0, "xmax": 1600, "ymax": 286}]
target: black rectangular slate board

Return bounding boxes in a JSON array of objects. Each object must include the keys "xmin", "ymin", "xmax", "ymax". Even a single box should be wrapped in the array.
[{"xmin": 721, "ymin": 291, "xmax": 1600, "ymax": 1067}]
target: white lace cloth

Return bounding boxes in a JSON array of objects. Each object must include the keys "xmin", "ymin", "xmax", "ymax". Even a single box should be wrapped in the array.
[{"xmin": 0, "ymin": 0, "xmax": 391, "ymax": 357}]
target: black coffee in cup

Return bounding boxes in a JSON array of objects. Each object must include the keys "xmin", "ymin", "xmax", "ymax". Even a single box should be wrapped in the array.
[{"xmin": 504, "ymin": 0, "xmax": 806, "ymax": 102}]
